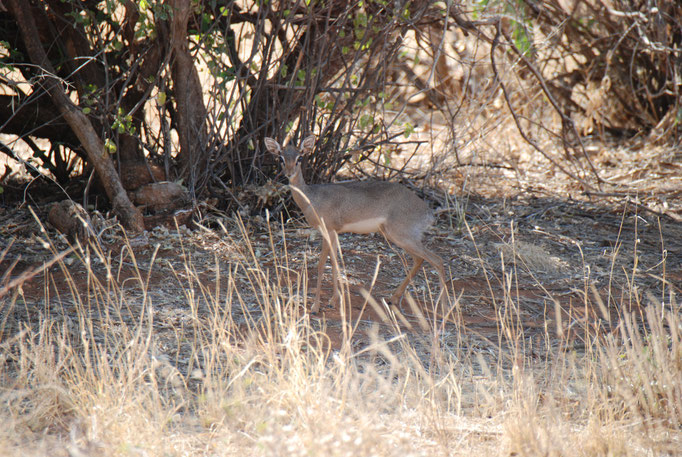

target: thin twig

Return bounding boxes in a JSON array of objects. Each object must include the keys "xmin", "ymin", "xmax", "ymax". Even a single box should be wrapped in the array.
[{"xmin": 490, "ymin": 18, "xmax": 598, "ymax": 191}]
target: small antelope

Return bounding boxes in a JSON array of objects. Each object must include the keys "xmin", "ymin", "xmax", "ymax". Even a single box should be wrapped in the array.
[{"xmin": 265, "ymin": 135, "xmax": 447, "ymax": 313}]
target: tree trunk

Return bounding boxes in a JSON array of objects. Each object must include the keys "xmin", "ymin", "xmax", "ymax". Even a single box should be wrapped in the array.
[
  {"xmin": 166, "ymin": 0, "xmax": 208, "ymax": 193},
  {"xmin": 8, "ymin": 0, "xmax": 145, "ymax": 232}
]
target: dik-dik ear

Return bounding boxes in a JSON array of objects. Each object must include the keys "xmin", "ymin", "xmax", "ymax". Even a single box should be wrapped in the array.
[
  {"xmin": 263, "ymin": 137, "xmax": 281, "ymax": 155},
  {"xmin": 301, "ymin": 135, "xmax": 316, "ymax": 153}
]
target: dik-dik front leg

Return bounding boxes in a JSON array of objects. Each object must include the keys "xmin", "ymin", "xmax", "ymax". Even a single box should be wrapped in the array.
[
  {"xmin": 312, "ymin": 233, "xmax": 330, "ymax": 314},
  {"xmin": 311, "ymin": 228, "xmax": 341, "ymax": 314}
]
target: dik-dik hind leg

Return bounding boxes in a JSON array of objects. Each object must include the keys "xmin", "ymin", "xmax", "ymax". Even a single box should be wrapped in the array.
[
  {"xmin": 411, "ymin": 247, "xmax": 447, "ymax": 304},
  {"xmin": 389, "ymin": 256, "xmax": 424, "ymax": 304},
  {"xmin": 424, "ymin": 249, "xmax": 448, "ymax": 305},
  {"xmin": 384, "ymin": 228, "xmax": 447, "ymax": 305}
]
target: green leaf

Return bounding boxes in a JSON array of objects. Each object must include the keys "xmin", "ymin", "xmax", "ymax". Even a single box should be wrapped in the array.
[
  {"xmin": 104, "ymin": 138, "xmax": 117, "ymax": 154},
  {"xmin": 512, "ymin": 20, "xmax": 533, "ymax": 57},
  {"xmin": 403, "ymin": 122, "xmax": 414, "ymax": 138},
  {"xmin": 359, "ymin": 114, "xmax": 372, "ymax": 129},
  {"xmin": 400, "ymin": 5, "xmax": 411, "ymax": 20},
  {"xmin": 315, "ymin": 95, "xmax": 326, "ymax": 108}
]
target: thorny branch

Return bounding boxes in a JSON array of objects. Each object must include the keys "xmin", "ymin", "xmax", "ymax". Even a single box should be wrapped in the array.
[{"xmin": 489, "ymin": 17, "xmax": 601, "ymax": 191}]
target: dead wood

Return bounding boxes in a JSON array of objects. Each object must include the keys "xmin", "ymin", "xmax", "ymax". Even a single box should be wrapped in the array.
[{"xmin": 7, "ymin": 0, "xmax": 144, "ymax": 232}]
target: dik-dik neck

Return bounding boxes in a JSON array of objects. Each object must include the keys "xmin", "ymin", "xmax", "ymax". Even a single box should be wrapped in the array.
[{"xmin": 287, "ymin": 167, "xmax": 312, "ymax": 209}]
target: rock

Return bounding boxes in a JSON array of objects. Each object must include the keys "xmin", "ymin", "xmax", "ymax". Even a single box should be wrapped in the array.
[
  {"xmin": 144, "ymin": 208, "xmax": 194, "ymax": 230},
  {"xmin": 131, "ymin": 181, "xmax": 189, "ymax": 213},
  {"xmin": 48, "ymin": 200, "xmax": 93, "ymax": 242},
  {"xmin": 119, "ymin": 162, "xmax": 166, "ymax": 191}
]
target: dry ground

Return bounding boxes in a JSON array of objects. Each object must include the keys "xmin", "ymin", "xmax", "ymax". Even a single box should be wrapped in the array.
[
  {"xmin": 3, "ymin": 182, "xmax": 680, "ymax": 339},
  {"xmin": 1, "ymin": 139, "xmax": 681, "ymax": 455}
]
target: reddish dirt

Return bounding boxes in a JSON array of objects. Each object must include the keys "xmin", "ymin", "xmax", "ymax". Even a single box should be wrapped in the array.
[{"xmin": 3, "ymin": 193, "xmax": 679, "ymax": 355}]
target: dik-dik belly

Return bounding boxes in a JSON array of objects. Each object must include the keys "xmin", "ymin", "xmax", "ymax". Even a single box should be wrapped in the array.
[{"xmin": 337, "ymin": 217, "xmax": 387, "ymax": 234}]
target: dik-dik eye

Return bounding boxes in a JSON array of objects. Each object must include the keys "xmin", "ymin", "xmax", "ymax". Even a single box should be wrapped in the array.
[{"xmin": 295, "ymin": 155, "xmax": 303, "ymax": 165}]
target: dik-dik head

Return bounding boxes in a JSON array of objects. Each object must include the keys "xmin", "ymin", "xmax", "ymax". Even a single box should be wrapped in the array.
[{"xmin": 264, "ymin": 135, "xmax": 316, "ymax": 179}]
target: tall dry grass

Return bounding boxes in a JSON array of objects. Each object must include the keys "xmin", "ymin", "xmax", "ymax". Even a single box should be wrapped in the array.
[{"xmin": 0, "ymin": 216, "xmax": 679, "ymax": 456}]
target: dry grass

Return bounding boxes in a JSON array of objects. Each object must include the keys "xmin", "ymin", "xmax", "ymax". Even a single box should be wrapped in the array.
[
  {"xmin": 0, "ymin": 210, "xmax": 680, "ymax": 457},
  {"xmin": 2, "ymin": 4, "xmax": 680, "ymax": 455}
]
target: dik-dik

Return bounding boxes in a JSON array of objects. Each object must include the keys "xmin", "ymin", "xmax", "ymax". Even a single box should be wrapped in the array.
[{"xmin": 265, "ymin": 135, "xmax": 447, "ymax": 313}]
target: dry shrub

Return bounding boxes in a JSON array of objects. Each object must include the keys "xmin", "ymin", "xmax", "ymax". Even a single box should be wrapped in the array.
[{"xmin": 480, "ymin": 0, "xmax": 682, "ymax": 149}]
